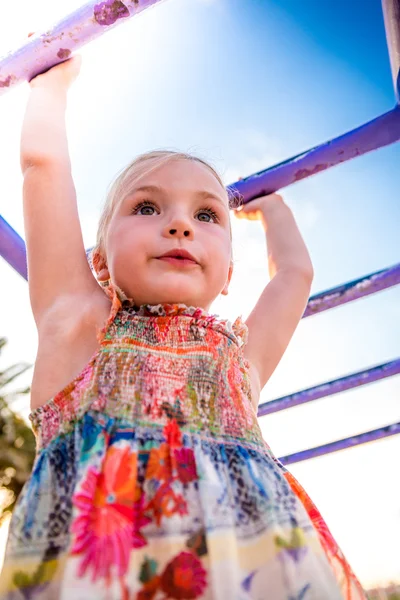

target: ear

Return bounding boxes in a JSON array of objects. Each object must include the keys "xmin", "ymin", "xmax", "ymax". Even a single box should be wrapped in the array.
[
  {"xmin": 221, "ymin": 262, "xmax": 233, "ymax": 296},
  {"xmin": 92, "ymin": 248, "xmax": 110, "ymax": 283}
]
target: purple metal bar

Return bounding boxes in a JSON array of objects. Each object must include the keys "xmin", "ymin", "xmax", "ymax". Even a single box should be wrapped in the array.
[
  {"xmin": 303, "ymin": 263, "xmax": 400, "ymax": 318},
  {"xmin": 258, "ymin": 358, "xmax": 400, "ymax": 417},
  {"xmin": 382, "ymin": 0, "xmax": 400, "ymax": 101},
  {"xmin": 0, "ymin": 0, "xmax": 167, "ymax": 95},
  {"xmin": 279, "ymin": 422, "xmax": 400, "ymax": 465},
  {"xmin": 0, "ymin": 215, "xmax": 27, "ymax": 280},
  {"xmin": 227, "ymin": 107, "xmax": 400, "ymax": 202}
]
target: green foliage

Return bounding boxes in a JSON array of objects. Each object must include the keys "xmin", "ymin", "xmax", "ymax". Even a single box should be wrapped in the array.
[{"xmin": 0, "ymin": 337, "xmax": 35, "ymax": 525}]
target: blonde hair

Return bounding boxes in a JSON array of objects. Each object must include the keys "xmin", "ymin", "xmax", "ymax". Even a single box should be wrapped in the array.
[{"xmin": 91, "ymin": 150, "xmax": 241, "ymax": 275}]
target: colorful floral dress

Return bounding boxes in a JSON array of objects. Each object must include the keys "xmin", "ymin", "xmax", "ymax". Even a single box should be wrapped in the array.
[{"xmin": 0, "ymin": 282, "xmax": 366, "ymax": 600}]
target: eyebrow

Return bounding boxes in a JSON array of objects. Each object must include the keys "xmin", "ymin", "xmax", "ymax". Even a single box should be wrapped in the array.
[{"xmin": 130, "ymin": 184, "xmax": 228, "ymax": 208}]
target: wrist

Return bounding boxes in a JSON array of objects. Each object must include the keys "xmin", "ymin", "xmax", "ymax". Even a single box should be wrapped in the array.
[
  {"xmin": 260, "ymin": 198, "xmax": 290, "ymax": 226},
  {"xmin": 260, "ymin": 195, "xmax": 287, "ymax": 214},
  {"xmin": 29, "ymin": 79, "xmax": 68, "ymax": 102}
]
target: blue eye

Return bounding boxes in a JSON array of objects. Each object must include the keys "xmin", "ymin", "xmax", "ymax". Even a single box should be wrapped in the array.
[
  {"xmin": 197, "ymin": 208, "xmax": 219, "ymax": 223},
  {"xmin": 131, "ymin": 201, "xmax": 157, "ymax": 216}
]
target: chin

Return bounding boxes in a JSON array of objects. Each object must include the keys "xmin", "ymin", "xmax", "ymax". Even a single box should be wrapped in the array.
[{"xmin": 152, "ymin": 284, "xmax": 201, "ymax": 306}]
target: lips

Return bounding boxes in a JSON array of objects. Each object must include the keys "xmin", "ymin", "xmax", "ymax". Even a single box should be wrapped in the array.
[{"xmin": 157, "ymin": 249, "xmax": 198, "ymax": 264}]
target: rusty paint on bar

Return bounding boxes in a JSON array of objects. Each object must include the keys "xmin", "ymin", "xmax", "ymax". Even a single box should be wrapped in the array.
[
  {"xmin": 258, "ymin": 358, "xmax": 400, "ymax": 417},
  {"xmin": 0, "ymin": 0, "xmax": 167, "ymax": 95},
  {"xmin": 303, "ymin": 263, "xmax": 400, "ymax": 317},
  {"xmin": 279, "ymin": 422, "xmax": 400, "ymax": 465},
  {"xmin": 227, "ymin": 108, "xmax": 400, "ymax": 201}
]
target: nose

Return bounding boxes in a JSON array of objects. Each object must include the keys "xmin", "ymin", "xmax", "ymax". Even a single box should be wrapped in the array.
[{"xmin": 163, "ymin": 215, "xmax": 194, "ymax": 239}]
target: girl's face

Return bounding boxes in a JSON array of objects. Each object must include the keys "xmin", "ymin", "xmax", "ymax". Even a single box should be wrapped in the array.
[{"xmin": 102, "ymin": 159, "xmax": 233, "ymax": 310}]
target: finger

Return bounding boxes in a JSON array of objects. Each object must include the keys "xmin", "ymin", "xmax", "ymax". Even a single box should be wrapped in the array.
[{"xmin": 239, "ymin": 201, "xmax": 261, "ymax": 214}]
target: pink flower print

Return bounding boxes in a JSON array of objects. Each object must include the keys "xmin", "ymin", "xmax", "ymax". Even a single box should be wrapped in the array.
[
  {"xmin": 70, "ymin": 445, "xmax": 145, "ymax": 580},
  {"xmin": 132, "ymin": 492, "xmax": 152, "ymax": 548},
  {"xmin": 160, "ymin": 551, "xmax": 207, "ymax": 598},
  {"xmin": 173, "ymin": 448, "xmax": 198, "ymax": 484}
]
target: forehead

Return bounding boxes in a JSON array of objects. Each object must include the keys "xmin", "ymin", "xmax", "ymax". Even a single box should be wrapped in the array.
[{"xmin": 132, "ymin": 158, "xmax": 228, "ymax": 202}]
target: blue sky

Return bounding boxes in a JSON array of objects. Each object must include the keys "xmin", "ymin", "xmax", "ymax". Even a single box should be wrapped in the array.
[{"xmin": 0, "ymin": 0, "xmax": 399, "ymax": 586}]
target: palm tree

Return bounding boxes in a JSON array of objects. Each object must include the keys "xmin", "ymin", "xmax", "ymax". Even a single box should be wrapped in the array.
[{"xmin": 0, "ymin": 337, "xmax": 36, "ymax": 526}]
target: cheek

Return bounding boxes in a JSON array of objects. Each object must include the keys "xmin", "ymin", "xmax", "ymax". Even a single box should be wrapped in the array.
[
  {"xmin": 115, "ymin": 220, "xmax": 149, "ymax": 246},
  {"xmin": 205, "ymin": 229, "xmax": 232, "ymax": 268},
  {"xmin": 107, "ymin": 224, "xmax": 145, "ymax": 267},
  {"xmin": 214, "ymin": 227, "xmax": 232, "ymax": 256}
]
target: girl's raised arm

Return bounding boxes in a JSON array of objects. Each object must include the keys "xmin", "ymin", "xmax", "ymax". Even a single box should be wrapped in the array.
[
  {"xmin": 21, "ymin": 57, "xmax": 100, "ymax": 331},
  {"xmin": 235, "ymin": 195, "xmax": 314, "ymax": 399}
]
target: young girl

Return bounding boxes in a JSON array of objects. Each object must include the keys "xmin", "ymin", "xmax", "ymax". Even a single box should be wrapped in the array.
[{"xmin": 0, "ymin": 57, "xmax": 366, "ymax": 600}]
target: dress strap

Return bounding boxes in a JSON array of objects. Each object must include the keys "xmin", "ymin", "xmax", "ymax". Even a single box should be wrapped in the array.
[
  {"xmin": 96, "ymin": 279, "xmax": 135, "ymax": 344},
  {"xmin": 231, "ymin": 316, "xmax": 248, "ymax": 347}
]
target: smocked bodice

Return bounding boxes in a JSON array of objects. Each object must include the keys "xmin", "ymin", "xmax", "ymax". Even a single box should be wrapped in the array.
[{"xmin": 28, "ymin": 300, "xmax": 260, "ymax": 452}]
